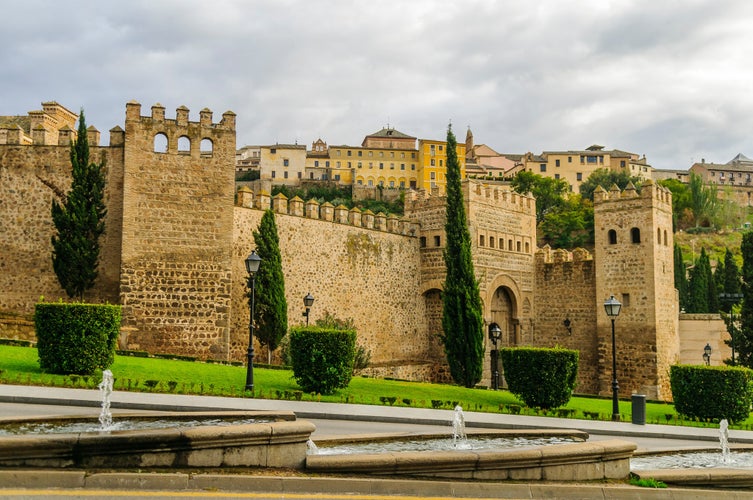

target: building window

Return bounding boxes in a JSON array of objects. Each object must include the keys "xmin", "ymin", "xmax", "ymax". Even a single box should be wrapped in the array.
[
  {"xmin": 479, "ymin": 235, "xmax": 485, "ymax": 247},
  {"xmin": 335, "ymin": 150, "xmax": 341, "ymax": 156},
  {"xmin": 368, "ymin": 179, "xmax": 373, "ymax": 186},
  {"xmin": 270, "ymin": 148, "xmax": 276, "ymax": 154},
  {"xmin": 379, "ymin": 163, "xmax": 384, "ymax": 169},
  {"xmin": 576, "ymin": 172, "xmax": 582, "ymax": 181},
  {"xmin": 401, "ymin": 163, "xmax": 405, "ymax": 170},
  {"xmin": 283, "ymin": 159, "xmax": 289, "ymax": 166},
  {"xmin": 439, "ymin": 160, "xmax": 443, "ymax": 167},
  {"xmin": 271, "ymin": 171, "xmax": 276, "ymax": 178},
  {"xmin": 400, "ymin": 181, "xmax": 405, "ymax": 188},
  {"xmin": 411, "ymin": 152, "xmax": 416, "ymax": 159},
  {"xmin": 568, "ymin": 156, "xmax": 572, "ymax": 163},
  {"xmin": 401, "ymin": 152, "xmax": 405, "ymax": 159},
  {"xmin": 434, "ymin": 235, "xmax": 441, "ymax": 247},
  {"xmin": 420, "ymin": 236, "xmax": 426, "ymax": 248},
  {"xmin": 314, "ymin": 160, "xmax": 319, "ymax": 167},
  {"xmin": 358, "ymin": 151, "xmax": 363, "ymax": 157},
  {"xmin": 525, "ymin": 242, "xmax": 530, "ymax": 253},
  {"xmin": 554, "ymin": 174, "xmax": 560, "ymax": 179},
  {"xmin": 587, "ymin": 156, "xmax": 598, "ymax": 164},
  {"xmin": 516, "ymin": 241, "xmax": 521, "ymax": 252},
  {"xmin": 389, "ymin": 180, "xmax": 395, "ymax": 187},
  {"xmin": 430, "ymin": 172, "xmax": 436, "ymax": 180},
  {"xmin": 348, "ymin": 162, "xmax": 351, "ymax": 168},
  {"xmin": 508, "ymin": 239, "xmax": 513, "ymax": 251},
  {"xmin": 555, "ymin": 159, "xmax": 560, "ymax": 167},
  {"xmin": 390, "ymin": 163, "xmax": 395, "ymax": 169},
  {"xmin": 334, "ymin": 174, "xmax": 340, "ymax": 181},
  {"xmin": 336, "ymin": 161, "xmax": 341, "ymax": 167},
  {"xmin": 621, "ymin": 293, "xmax": 630, "ymax": 307},
  {"xmin": 430, "ymin": 145, "xmax": 436, "ymax": 155},
  {"xmin": 369, "ymin": 151, "xmax": 373, "ymax": 157},
  {"xmin": 298, "ymin": 172, "xmax": 302, "ymax": 179},
  {"xmin": 411, "ymin": 164, "xmax": 416, "ymax": 170},
  {"xmin": 540, "ymin": 164, "xmax": 546, "ymax": 172},
  {"xmin": 358, "ymin": 162, "xmax": 362, "ymax": 168},
  {"xmin": 431, "ymin": 159, "xmax": 435, "ymax": 166},
  {"xmin": 580, "ymin": 155, "xmax": 585, "ymax": 164},
  {"xmin": 153, "ymin": 133, "xmax": 168, "ymax": 153},
  {"xmin": 439, "ymin": 145, "xmax": 443, "ymax": 151},
  {"xmin": 284, "ymin": 171, "xmax": 288, "ymax": 179},
  {"xmin": 489, "ymin": 237, "xmax": 495, "ymax": 248},
  {"xmin": 620, "ymin": 160, "xmax": 626, "ymax": 167},
  {"xmin": 608, "ymin": 229, "xmax": 617, "ymax": 244},
  {"xmin": 347, "ymin": 150, "xmax": 352, "ymax": 156},
  {"xmin": 390, "ymin": 152, "xmax": 395, "ymax": 158},
  {"xmin": 631, "ymin": 227, "xmax": 641, "ymax": 243},
  {"xmin": 325, "ymin": 161, "xmax": 330, "ymax": 167}
]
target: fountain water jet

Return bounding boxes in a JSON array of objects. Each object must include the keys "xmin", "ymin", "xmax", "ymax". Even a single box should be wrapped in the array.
[
  {"xmin": 452, "ymin": 405, "xmax": 466, "ymax": 446},
  {"xmin": 98, "ymin": 369, "xmax": 114, "ymax": 430}
]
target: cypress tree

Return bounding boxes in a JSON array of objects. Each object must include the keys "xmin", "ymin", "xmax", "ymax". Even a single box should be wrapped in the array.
[
  {"xmin": 673, "ymin": 244, "xmax": 688, "ymax": 311},
  {"xmin": 737, "ymin": 233, "xmax": 753, "ymax": 368},
  {"xmin": 51, "ymin": 109, "xmax": 107, "ymax": 300},
  {"xmin": 252, "ymin": 209, "xmax": 288, "ymax": 363},
  {"xmin": 721, "ymin": 248, "xmax": 742, "ymax": 312},
  {"xmin": 686, "ymin": 248, "xmax": 711, "ymax": 313},
  {"xmin": 441, "ymin": 124, "xmax": 484, "ymax": 388}
]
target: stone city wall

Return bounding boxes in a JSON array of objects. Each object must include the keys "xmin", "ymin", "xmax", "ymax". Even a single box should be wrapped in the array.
[{"xmin": 232, "ymin": 191, "xmax": 432, "ymax": 377}]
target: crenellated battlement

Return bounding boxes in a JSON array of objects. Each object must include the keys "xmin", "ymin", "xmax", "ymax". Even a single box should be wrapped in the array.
[
  {"xmin": 404, "ymin": 180, "xmax": 536, "ymax": 217},
  {"xmin": 236, "ymin": 186, "xmax": 420, "ymax": 237},
  {"xmin": 593, "ymin": 179, "xmax": 672, "ymax": 212},
  {"xmin": 536, "ymin": 245, "xmax": 593, "ymax": 266}
]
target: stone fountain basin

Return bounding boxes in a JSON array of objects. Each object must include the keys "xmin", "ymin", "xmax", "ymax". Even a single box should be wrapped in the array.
[
  {"xmin": 632, "ymin": 446, "xmax": 753, "ymax": 488},
  {"xmin": 0, "ymin": 411, "xmax": 315, "ymax": 469},
  {"xmin": 307, "ymin": 429, "xmax": 637, "ymax": 481}
]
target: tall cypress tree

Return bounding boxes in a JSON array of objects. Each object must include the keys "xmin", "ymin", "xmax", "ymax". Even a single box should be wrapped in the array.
[
  {"xmin": 51, "ymin": 109, "xmax": 107, "ymax": 300},
  {"xmin": 252, "ymin": 209, "xmax": 288, "ymax": 363},
  {"xmin": 736, "ymin": 233, "xmax": 753, "ymax": 368},
  {"xmin": 686, "ymin": 248, "xmax": 711, "ymax": 313},
  {"xmin": 673, "ymin": 244, "xmax": 688, "ymax": 311},
  {"xmin": 441, "ymin": 124, "xmax": 484, "ymax": 388},
  {"xmin": 721, "ymin": 248, "xmax": 742, "ymax": 312}
]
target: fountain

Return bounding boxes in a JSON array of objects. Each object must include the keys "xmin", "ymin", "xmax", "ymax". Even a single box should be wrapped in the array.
[
  {"xmin": 0, "ymin": 370, "xmax": 315, "ymax": 469},
  {"xmin": 452, "ymin": 405, "xmax": 466, "ymax": 446},
  {"xmin": 631, "ymin": 419, "xmax": 753, "ymax": 488}
]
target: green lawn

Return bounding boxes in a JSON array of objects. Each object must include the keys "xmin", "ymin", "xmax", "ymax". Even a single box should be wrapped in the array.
[{"xmin": 0, "ymin": 344, "xmax": 747, "ymax": 429}]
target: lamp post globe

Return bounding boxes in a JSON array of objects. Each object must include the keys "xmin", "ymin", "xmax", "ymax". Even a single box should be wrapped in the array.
[
  {"xmin": 245, "ymin": 251, "xmax": 262, "ymax": 392},
  {"xmin": 603, "ymin": 295, "xmax": 622, "ymax": 421},
  {"xmin": 303, "ymin": 293, "xmax": 314, "ymax": 326}
]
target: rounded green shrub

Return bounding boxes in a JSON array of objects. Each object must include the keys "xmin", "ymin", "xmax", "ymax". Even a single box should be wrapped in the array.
[
  {"xmin": 34, "ymin": 302, "xmax": 122, "ymax": 375},
  {"xmin": 670, "ymin": 364, "xmax": 753, "ymax": 423},
  {"xmin": 500, "ymin": 346, "xmax": 579, "ymax": 409},
  {"xmin": 289, "ymin": 326, "xmax": 356, "ymax": 395}
]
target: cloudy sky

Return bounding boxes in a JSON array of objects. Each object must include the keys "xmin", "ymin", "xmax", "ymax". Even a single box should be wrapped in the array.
[{"xmin": 3, "ymin": 0, "xmax": 753, "ymax": 169}]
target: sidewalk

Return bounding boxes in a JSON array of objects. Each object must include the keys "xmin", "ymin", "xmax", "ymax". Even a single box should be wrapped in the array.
[{"xmin": 1, "ymin": 383, "xmax": 750, "ymax": 446}]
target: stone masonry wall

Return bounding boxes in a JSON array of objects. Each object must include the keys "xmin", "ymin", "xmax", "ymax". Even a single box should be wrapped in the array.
[
  {"xmin": 0, "ymin": 142, "xmax": 123, "ymax": 313},
  {"xmin": 118, "ymin": 103, "xmax": 237, "ymax": 359},
  {"xmin": 534, "ymin": 247, "xmax": 599, "ymax": 394},
  {"xmin": 231, "ymin": 197, "xmax": 428, "ymax": 374}
]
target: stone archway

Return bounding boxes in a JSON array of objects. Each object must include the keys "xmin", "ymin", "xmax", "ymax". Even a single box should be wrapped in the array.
[{"xmin": 490, "ymin": 286, "xmax": 517, "ymax": 347}]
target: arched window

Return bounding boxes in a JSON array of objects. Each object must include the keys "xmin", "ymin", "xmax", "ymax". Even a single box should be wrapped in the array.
[
  {"xmin": 178, "ymin": 135, "xmax": 191, "ymax": 153},
  {"xmin": 663, "ymin": 230, "xmax": 668, "ymax": 246},
  {"xmin": 153, "ymin": 133, "xmax": 168, "ymax": 153},
  {"xmin": 657, "ymin": 228, "xmax": 661, "ymax": 243},
  {"xmin": 608, "ymin": 229, "xmax": 617, "ymax": 245},
  {"xmin": 200, "ymin": 138, "xmax": 213, "ymax": 155},
  {"xmin": 508, "ymin": 239, "xmax": 513, "ymax": 251},
  {"xmin": 631, "ymin": 227, "xmax": 641, "ymax": 243},
  {"xmin": 516, "ymin": 241, "xmax": 521, "ymax": 252},
  {"xmin": 525, "ymin": 242, "xmax": 530, "ymax": 253}
]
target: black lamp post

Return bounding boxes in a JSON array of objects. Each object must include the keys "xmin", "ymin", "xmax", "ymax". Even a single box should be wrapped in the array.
[
  {"xmin": 303, "ymin": 292, "xmax": 314, "ymax": 326},
  {"xmin": 244, "ymin": 250, "xmax": 262, "ymax": 392},
  {"xmin": 488, "ymin": 323, "xmax": 502, "ymax": 390},
  {"xmin": 603, "ymin": 295, "xmax": 622, "ymax": 422},
  {"xmin": 703, "ymin": 343, "xmax": 712, "ymax": 366}
]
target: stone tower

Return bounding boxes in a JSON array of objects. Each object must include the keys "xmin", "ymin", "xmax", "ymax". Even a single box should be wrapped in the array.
[
  {"xmin": 119, "ymin": 102, "xmax": 237, "ymax": 359},
  {"xmin": 593, "ymin": 181, "xmax": 679, "ymax": 400}
]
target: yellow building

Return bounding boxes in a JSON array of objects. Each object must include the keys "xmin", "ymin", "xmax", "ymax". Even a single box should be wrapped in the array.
[
  {"xmin": 417, "ymin": 138, "xmax": 466, "ymax": 193},
  {"xmin": 257, "ymin": 144, "xmax": 307, "ymax": 186},
  {"xmin": 348, "ymin": 128, "xmax": 420, "ymax": 189},
  {"xmin": 519, "ymin": 145, "xmax": 653, "ymax": 191}
]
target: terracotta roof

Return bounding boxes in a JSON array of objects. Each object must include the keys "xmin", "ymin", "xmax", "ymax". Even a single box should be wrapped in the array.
[{"xmin": 364, "ymin": 127, "xmax": 416, "ymax": 140}]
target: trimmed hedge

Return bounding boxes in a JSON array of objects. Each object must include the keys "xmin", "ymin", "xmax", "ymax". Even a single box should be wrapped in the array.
[
  {"xmin": 289, "ymin": 326, "xmax": 356, "ymax": 394},
  {"xmin": 670, "ymin": 364, "xmax": 753, "ymax": 423},
  {"xmin": 34, "ymin": 302, "xmax": 122, "ymax": 375},
  {"xmin": 500, "ymin": 346, "xmax": 579, "ymax": 409}
]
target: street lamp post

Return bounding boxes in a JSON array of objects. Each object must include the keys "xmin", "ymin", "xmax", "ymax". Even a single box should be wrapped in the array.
[
  {"xmin": 303, "ymin": 293, "xmax": 315, "ymax": 326},
  {"xmin": 703, "ymin": 343, "xmax": 712, "ymax": 366},
  {"xmin": 244, "ymin": 251, "xmax": 262, "ymax": 392},
  {"xmin": 603, "ymin": 295, "xmax": 622, "ymax": 422},
  {"xmin": 488, "ymin": 323, "xmax": 501, "ymax": 390}
]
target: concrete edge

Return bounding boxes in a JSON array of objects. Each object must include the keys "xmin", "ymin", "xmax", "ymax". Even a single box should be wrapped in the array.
[{"xmin": 0, "ymin": 470, "xmax": 749, "ymax": 498}]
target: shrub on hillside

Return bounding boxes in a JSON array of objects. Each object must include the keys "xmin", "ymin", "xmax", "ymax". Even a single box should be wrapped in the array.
[
  {"xmin": 34, "ymin": 302, "xmax": 122, "ymax": 375},
  {"xmin": 670, "ymin": 364, "xmax": 753, "ymax": 423},
  {"xmin": 289, "ymin": 327, "xmax": 356, "ymax": 394},
  {"xmin": 500, "ymin": 347, "xmax": 579, "ymax": 409}
]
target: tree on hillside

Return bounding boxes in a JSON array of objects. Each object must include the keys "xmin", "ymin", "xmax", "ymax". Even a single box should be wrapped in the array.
[
  {"xmin": 579, "ymin": 168, "xmax": 643, "ymax": 201},
  {"xmin": 674, "ymin": 244, "xmax": 688, "ymax": 311},
  {"xmin": 51, "ymin": 109, "xmax": 107, "ymax": 300},
  {"xmin": 539, "ymin": 195, "xmax": 594, "ymax": 248},
  {"xmin": 688, "ymin": 172, "xmax": 717, "ymax": 228},
  {"xmin": 252, "ymin": 209, "xmax": 288, "ymax": 363},
  {"xmin": 510, "ymin": 170, "xmax": 569, "ymax": 223},
  {"xmin": 735, "ymin": 232, "xmax": 753, "ymax": 368},
  {"xmin": 717, "ymin": 248, "xmax": 742, "ymax": 313},
  {"xmin": 441, "ymin": 124, "xmax": 484, "ymax": 388},
  {"xmin": 659, "ymin": 179, "xmax": 692, "ymax": 230}
]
